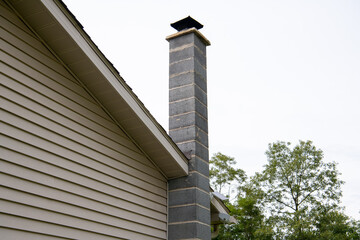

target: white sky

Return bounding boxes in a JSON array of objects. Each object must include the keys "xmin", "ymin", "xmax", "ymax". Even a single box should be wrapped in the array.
[{"xmin": 63, "ymin": 0, "xmax": 360, "ymax": 220}]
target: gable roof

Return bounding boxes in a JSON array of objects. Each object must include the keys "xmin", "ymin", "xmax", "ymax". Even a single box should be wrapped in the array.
[{"xmin": 7, "ymin": 0, "xmax": 188, "ymax": 179}]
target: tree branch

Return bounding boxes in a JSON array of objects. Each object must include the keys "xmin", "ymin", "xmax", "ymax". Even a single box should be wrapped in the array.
[{"xmin": 271, "ymin": 195, "xmax": 296, "ymax": 211}]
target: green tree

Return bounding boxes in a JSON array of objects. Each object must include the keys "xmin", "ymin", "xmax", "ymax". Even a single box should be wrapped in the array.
[
  {"xmin": 256, "ymin": 140, "xmax": 345, "ymax": 239},
  {"xmin": 210, "ymin": 145, "xmax": 360, "ymax": 240},
  {"xmin": 216, "ymin": 182, "xmax": 274, "ymax": 240},
  {"xmin": 313, "ymin": 205, "xmax": 360, "ymax": 240},
  {"xmin": 210, "ymin": 153, "xmax": 273, "ymax": 240},
  {"xmin": 210, "ymin": 152, "xmax": 246, "ymax": 199}
]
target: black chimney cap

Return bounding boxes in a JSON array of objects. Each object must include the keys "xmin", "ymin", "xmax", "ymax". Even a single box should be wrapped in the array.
[{"xmin": 170, "ymin": 16, "xmax": 203, "ymax": 31}]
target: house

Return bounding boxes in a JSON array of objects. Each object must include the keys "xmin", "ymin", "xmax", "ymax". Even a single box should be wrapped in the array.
[{"xmin": 0, "ymin": 0, "xmax": 230, "ymax": 239}]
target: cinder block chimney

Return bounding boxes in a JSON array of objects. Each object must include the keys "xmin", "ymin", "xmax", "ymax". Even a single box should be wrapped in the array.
[{"xmin": 166, "ymin": 16, "xmax": 211, "ymax": 240}]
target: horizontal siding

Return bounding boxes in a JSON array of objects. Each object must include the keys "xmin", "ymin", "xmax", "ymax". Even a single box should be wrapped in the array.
[
  {"xmin": 0, "ymin": 22, "xmax": 71, "ymax": 80},
  {"xmin": 0, "ymin": 87, "xmax": 166, "ymax": 184},
  {"xmin": 0, "ymin": 27, "xmax": 97, "ymax": 106},
  {"xmin": 0, "ymin": 178, "xmax": 165, "ymax": 230},
  {"xmin": 0, "ymin": 53, "xmax": 159, "ymax": 168},
  {"xmin": 0, "ymin": 43, "xmax": 117, "ymax": 130},
  {"xmin": 0, "ymin": 171, "xmax": 166, "ymax": 222},
  {"xmin": 0, "ymin": 25, "xmax": 68, "ymax": 80},
  {"xmin": 0, "ymin": 133, "xmax": 166, "ymax": 208},
  {"xmin": 0, "ymin": 189, "xmax": 165, "ymax": 238},
  {"xmin": 0, "ymin": 75, "xmax": 162, "ymax": 174},
  {"xmin": 0, "ymin": 2, "xmax": 168, "ymax": 239},
  {"xmin": 0, "ymin": 213, "xmax": 159, "ymax": 240},
  {"xmin": 0, "ymin": 227, "xmax": 73, "ymax": 240},
  {"xmin": 0, "ymin": 66, "xmax": 151, "ymax": 163},
  {"xmin": 0, "ymin": 5, "xmax": 56, "ymax": 60}
]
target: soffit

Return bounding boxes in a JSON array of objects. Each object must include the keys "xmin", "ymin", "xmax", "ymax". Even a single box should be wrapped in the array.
[{"xmin": 8, "ymin": 0, "xmax": 188, "ymax": 179}]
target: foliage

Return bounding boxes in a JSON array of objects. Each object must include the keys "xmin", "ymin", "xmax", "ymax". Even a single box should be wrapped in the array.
[
  {"xmin": 313, "ymin": 205, "xmax": 360, "ymax": 240},
  {"xmin": 210, "ymin": 152, "xmax": 273, "ymax": 239},
  {"xmin": 210, "ymin": 141, "xmax": 360, "ymax": 240},
  {"xmin": 214, "ymin": 182, "xmax": 274, "ymax": 240},
  {"xmin": 256, "ymin": 140, "xmax": 345, "ymax": 239},
  {"xmin": 210, "ymin": 152, "xmax": 246, "ymax": 199}
]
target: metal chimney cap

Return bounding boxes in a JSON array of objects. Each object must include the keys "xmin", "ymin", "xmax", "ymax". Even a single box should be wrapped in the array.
[{"xmin": 170, "ymin": 16, "xmax": 203, "ymax": 31}]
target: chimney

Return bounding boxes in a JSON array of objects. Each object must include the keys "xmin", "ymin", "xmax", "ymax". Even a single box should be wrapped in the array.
[{"xmin": 167, "ymin": 16, "xmax": 211, "ymax": 240}]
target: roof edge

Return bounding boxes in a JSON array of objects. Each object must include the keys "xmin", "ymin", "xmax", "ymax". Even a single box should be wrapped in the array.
[{"xmin": 38, "ymin": 0, "xmax": 189, "ymax": 178}]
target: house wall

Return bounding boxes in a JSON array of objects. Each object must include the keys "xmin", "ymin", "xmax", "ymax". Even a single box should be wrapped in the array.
[{"xmin": 0, "ymin": 1, "xmax": 167, "ymax": 239}]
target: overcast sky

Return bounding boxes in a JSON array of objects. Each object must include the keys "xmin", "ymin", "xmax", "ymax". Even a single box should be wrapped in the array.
[{"xmin": 63, "ymin": 0, "xmax": 360, "ymax": 220}]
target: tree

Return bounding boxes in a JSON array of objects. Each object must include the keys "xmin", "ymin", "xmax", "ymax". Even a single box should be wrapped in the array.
[
  {"xmin": 210, "ymin": 153, "xmax": 273, "ymax": 240},
  {"xmin": 210, "ymin": 145, "xmax": 360, "ymax": 240},
  {"xmin": 256, "ymin": 140, "xmax": 345, "ymax": 239},
  {"xmin": 216, "ymin": 182, "xmax": 274, "ymax": 240},
  {"xmin": 313, "ymin": 205, "xmax": 360, "ymax": 240},
  {"xmin": 210, "ymin": 152, "xmax": 246, "ymax": 199}
]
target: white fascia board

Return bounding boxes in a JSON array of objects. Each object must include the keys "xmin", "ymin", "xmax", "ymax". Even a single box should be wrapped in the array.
[
  {"xmin": 211, "ymin": 196, "xmax": 229, "ymax": 215},
  {"xmin": 41, "ymin": 0, "xmax": 188, "ymax": 175}
]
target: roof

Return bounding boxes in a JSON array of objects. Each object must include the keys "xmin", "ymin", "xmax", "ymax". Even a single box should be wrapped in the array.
[
  {"xmin": 210, "ymin": 190, "xmax": 237, "ymax": 225},
  {"xmin": 7, "ymin": 0, "xmax": 189, "ymax": 179}
]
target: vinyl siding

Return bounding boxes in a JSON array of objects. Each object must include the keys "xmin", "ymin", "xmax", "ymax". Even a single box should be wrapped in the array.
[{"xmin": 0, "ymin": 2, "xmax": 168, "ymax": 239}]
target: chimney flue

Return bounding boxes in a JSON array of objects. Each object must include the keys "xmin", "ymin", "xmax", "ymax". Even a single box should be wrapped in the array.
[{"xmin": 167, "ymin": 17, "xmax": 211, "ymax": 240}]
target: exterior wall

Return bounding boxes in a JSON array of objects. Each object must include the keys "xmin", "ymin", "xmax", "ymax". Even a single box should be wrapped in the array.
[{"xmin": 0, "ymin": 2, "xmax": 167, "ymax": 239}]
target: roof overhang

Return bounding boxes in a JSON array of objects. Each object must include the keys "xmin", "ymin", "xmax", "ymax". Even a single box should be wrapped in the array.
[
  {"xmin": 210, "ymin": 192, "xmax": 237, "ymax": 225},
  {"xmin": 7, "ymin": 0, "xmax": 188, "ymax": 179},
  {"xmin": 210, "ymin": 191, "xmax": 237, "ymax": 239}
]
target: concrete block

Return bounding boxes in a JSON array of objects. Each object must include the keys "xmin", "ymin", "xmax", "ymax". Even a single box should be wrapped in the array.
[
  {"xmin": 194, "ymin": 84, "xmax": 207, "ymax": 105},
  {"xmin": 169, "ymin": 188, "xmax": 210, "ymax": 208},
  {"xmin": 168, "ymin": 222, "xmax": 211, "ymax": 240},
  {"xmin": 194, "ymin": 45, "xmax": 206, "ymax": 67},
  {"xmin": 169, "ymin": 98, "xmax": 207, "ymax": 119},
  {"xmin": 170, "ymin": 71, "xmax": 194, "ymax": 88},
  {"xmin": 169, "ymin": 126, "xmax": 208, "ymax": 147},
  {"xmin": 194, "ymin": 71, "xmax": 207, "ymax": 92},
  {"xmin": 169, "ymin": 205, "xmax": 210, "ymax": 224},
  {"xmin": 169, "ymin": 84, "xmax": 207, "ymax": 105},
  {"xmin": 170, "ymin": 58, "xmax": 206, "ymax": 80},
  {"xmin": 169, "ymin": 98, "xmax": 195, "ymax": 116},
  {"xmin": 169, "ymin": 171, "xmax": 209, "ymax": 192},
  {"xmin": 169, "ymin": 112, "xmax": 208, "ymax": 133},
  {"xmin": 169, "ymin": 31, "xmax": 207, "ymax": 54},
  {"xmin": 169, "ymin": 58, "xmax": 194, "ymax": 76},
  {"xmin": 170, "ymin": 44, "xmax": 206, "ymax": 66},
  {"xmin": 169, "ymin": 32, "xmax": 195, "ymax": 49},
  {"xmin": 189, "ymin": 156, "xmax": 209, "ymax": 176},
  {"xmin": 170, "ymin": 112, "xmax": 195, "ymax": 130},
  {"xmin": 194, "ymin": 34, "xmax": 207, "ymax": 56},
  {"xmin": 169, "ymin": 84, "xmax": 194, "ymax": 102},
  {"xmin": 176, "ymin": 141, "xmax": 209, "ymax": 161},
  {"xmin": 194, "ymin": 57, "xmax": 206, "ymax": 80},
  {"xmin": 169, "ymin": 71, "xmax": 207, "ymax": 93},
  {"xmin": 170, "ymin": 45, "xmax": 194, "ymax": 63}
]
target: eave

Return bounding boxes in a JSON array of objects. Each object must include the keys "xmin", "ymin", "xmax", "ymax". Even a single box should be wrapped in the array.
[
  {"xmin": 7, "ymin": 0, "xmax": 188, "ymax": 179},
  {"xmin": 210, "ymin": 190, "xmax": 237, "ymax": 225}
]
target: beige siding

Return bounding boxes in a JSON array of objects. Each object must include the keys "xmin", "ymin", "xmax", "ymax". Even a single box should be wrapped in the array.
[{"xmin": 0, "ymin": 2, "xmax": 168, "ymax": 239}]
